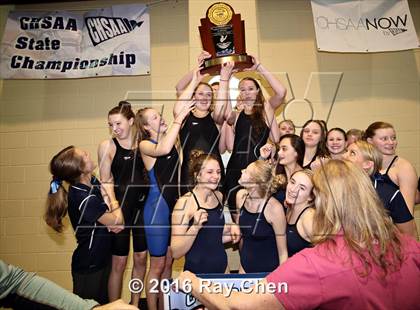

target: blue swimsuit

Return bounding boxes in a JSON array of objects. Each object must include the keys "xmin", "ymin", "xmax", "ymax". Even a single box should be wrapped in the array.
[
  {"xmin": 143, "ymin": 141, "xmax": 180, "ymax": 257},
  {"xmin": 239, "ymin": 196, "xmax": 279, "ymax": 273},
  {"xmin": 184, "ymin": 191, "xmax": 227, "ymax": 274}
]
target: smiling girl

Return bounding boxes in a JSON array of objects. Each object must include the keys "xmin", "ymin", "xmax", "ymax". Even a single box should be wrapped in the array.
[
  {"xmin": 45, "ymin": 146, "xmax": 123, "ymax": 304},
  {"xmin": 97, "ymin": 102, "xmax": 148, "ymax": 305},
  {"xmin": 364, "ymin": 121, "xmax": 418, "ymax": 214}
]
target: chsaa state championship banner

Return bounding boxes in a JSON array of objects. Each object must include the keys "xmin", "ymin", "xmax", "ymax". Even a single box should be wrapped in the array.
[
  {"xmin": 162, "ymin": 273, "xmax": 288, "ymax": 310},
  {"xmin": 311, "ymin": 0, "xmax": 420, "ymax": 53},
  {"xmin": 0, "ymin": 3, "xmax": 150, "ymax": 79}
]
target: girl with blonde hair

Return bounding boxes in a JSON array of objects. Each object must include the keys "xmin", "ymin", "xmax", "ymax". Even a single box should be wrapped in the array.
[
  {"xmin": 135, "ymin": 103, "xmax": 192, "ymax": 310},
  {"xmin": 344, "ymin": 141, "xmax": 416, "ymax": 238},
  {"xmin": 176, "ymin": 159, "xmax": 419, "ymax": 309},
  {"xmin": 236, "ymin": 160, "xmax": 288, "ymax": 273},
  {"xmin": 285, "ymin": 169, "xmax": 315, "ymax": 257}
]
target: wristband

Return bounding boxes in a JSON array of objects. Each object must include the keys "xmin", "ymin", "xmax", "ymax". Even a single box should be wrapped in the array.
[
  {"xmin": 173, "ymin": 121, "xmax": 182, "ymax": 125},
  {"xmin": 220, "ymin": 79, "xmax": 229, "ymax": 82},
  {"xmin": 110, "ymin": 200, "xmax": 119, "ymax": 206},
  {"xmin": 255, "ymin": 63, "xmax": 261, "ymax": 70}
]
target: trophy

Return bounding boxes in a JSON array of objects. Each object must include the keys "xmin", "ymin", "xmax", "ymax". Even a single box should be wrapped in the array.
[{"xmin": 199, "ymin": 2, "xmax": 253, "ymax": 74}]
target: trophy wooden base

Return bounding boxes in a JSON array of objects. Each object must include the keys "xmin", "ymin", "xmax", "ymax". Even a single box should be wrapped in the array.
[{"xmin": 201, "ymin": 54, "xmax": 253, "ymax": 75}]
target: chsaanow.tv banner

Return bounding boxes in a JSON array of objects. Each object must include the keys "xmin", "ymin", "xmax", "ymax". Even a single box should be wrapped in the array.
[
  {"xmin": 311, "ymin": 0, "xmax": 419, "ymax": 53},
  {"xmin": 0, "ymin": 3, "xmax": 150, "ymax": 79}
]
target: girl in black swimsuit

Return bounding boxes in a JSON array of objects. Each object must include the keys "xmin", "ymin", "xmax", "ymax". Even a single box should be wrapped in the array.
[
  {"xmin": 364, "ymin": 121, "xmax": 418, "ymax": 214},
  {"xmin": 300, "ymin": 119, "xmax": 328, "ymax": 169},
  {"xmin": 174, "ymin": 65, "xmax": 233, "ymax": 194},
  {"xmin": 223, "ymin": 56, "xmax": 287, "ymax": 212},
  {"xmin": 284, "ymin": 170, "xmax": 315, "ymax": 257},
  {"xmin": 98, "ymin": 102, "xmax": 148, "ymax": 305}
]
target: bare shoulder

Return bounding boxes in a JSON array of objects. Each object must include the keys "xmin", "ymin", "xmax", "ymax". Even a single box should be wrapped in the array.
[
  {"xmin": 99, "ymin": 138, "xmax": 114, "ymax": 150},
  {"xmin": 301, "ymin": 207, "xmax": 315, "ymax": 221},
  {"xmin": 98, "ymin": 139, "xmax": 115, "ymax": 157},
  {"xmin": 265, "ymin": 197, "xmax": 285, "ymax": 218},
  {"xmin": 139, "ymin": 139, "xmax": 151, "ymax": 148},
  {"xmin": 174, "ymin": 194, "xmax": 193, "ymax": 211},
  {"xmin": 395, "ymin": 156, "xmax": 416, "ymax": 171},
  {"xmin": 236, "ymin": 189, "xmax": 248, "ymax": 207}
]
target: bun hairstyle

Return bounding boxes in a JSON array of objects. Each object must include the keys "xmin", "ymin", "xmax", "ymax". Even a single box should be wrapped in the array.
[
  {"xmin": 45, "ymin": 146, "xmax": 84, "ymax": 232},
  {"xmin": 108, "ymin": 101, "xmax": 135, "ymax": 120},
  {"xmin": 188, "ymin": 149, "xmax": 220, "ymax": 187},
  {"xmin": 363, "ymin": 121, "xmax": 394, "ymax": 140},
  {"xmin": 250, "ymin": 160, "xmax": 285, "ymax": 197}
]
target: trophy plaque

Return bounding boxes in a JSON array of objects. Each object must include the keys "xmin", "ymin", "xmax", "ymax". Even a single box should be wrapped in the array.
[{"xmin": 199, "ymin": 2, "xmax": 253, "ymax": 74}]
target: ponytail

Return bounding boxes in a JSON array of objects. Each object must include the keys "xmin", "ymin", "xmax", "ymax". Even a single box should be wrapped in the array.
[
  {"xmin": 45, "ymin": 185, "xmax": 68, "ymax": 232},
  {"xmin": 44, "ymin": 146, "xmax": 83, "ymax": 233}
]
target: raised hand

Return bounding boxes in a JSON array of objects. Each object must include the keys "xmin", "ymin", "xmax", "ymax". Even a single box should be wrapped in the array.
[
  {"xmin": 220, "ymin": 60, "xmax": 235, "ymax": 81},
  {"xmin": 192, "ymin": 209, "xmax": 208, "ymax": 230},
  {"xmin": 259, "ymin": 143, "xmax": 274, "ymax": 160},
  {"xmin": 175, "ymin": 99, "xmax": 195, "ymax": 124},
  {"xmin": 192, "ymin": 66, "xmax": 209, "ymax": 83},
  {"xmin": 243, "ymin": 54, "xmax": 261, "ymax": 72},
  {"xmin": 197, "ymin": 50, "xmax": 211, "ymax": 67}
]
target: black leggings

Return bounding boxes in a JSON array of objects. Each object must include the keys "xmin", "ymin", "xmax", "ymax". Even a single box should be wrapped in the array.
[{"xmin": 72, "ymin": 262, "xmax": 111, "ymax": 305}]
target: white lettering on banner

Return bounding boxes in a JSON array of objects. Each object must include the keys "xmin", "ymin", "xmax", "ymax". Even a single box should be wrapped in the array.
[
  {"xmin": 20, "ymin": 16, "xmax": 77, "ymax": 31},
  {"xmin": 85, "ymin": 17, "xmax": 143, "ymax": 46},
  {"xmin": 0, "ymin": 3, "xmax": 150, "ymax": 79}
]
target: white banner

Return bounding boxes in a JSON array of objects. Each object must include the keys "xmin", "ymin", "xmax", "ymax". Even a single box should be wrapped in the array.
[
  {"xmin": 311, "ymin": 0, "xmax": 420, "ymax": 53},
  {"xmin": 0, "ymin": 4, "xmax": 150, "ymax": 79}
]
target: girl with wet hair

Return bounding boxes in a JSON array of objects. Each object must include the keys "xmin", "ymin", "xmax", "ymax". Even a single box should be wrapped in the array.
[
  {"xmin": 236, "ymin": 160, "xmax": 288, "ymax": 273},
  {"xmin": 343, "ymin": 141, "xmax": 416, "ymax": 238},
  {"xmin": 346, "ymin": 128, "xmax": 363, "ymax": 146},
  {"xmin": 174, "ymin": 63, "xmax": 233, "ymax": 195},
  {"xmin": 223, "ymin": 56, "xmax": 286, "ymax": 211},
  {"xmin": 300, "ymin": 119, "xmax": 328, "ymax": 169},
  {"xmin": 326, "ymin": 127, "xmax": 347, "ymax": 159},
  {"xmin": 97, "ymin": 101, "xmax": 148, "ymax": 305},
  {"xmin": 284, "ymin": 169, "xmax": 315, "ymax": 257},
  {"xmin": 45, "ymin": 146, "xmax": 123, "ymax": 305},
  {"xmin": 176, "ymin": 160, "xmax": 419, "ymax": 309},
  {"xmin": 259, "ymin": 134, "xmax": 305, "ymax": 204},
  {"xmin": 279, "ymin": 119, "xmax": 296, "ymax": 137},
  {"xmin": 135, "ymin": 102, "xmax": 192, "ymax": 310},
  {"xmin": 171, "ymin": 150, "xmax": 239, "ymax": 274},
  {"xmin": 364, "ymin": 121, "xmax": 418, "ymax": 214}
]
